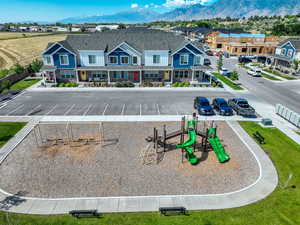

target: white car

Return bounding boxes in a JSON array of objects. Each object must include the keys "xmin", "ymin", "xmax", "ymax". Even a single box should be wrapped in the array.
[
  {"xmin": 247, "ymin": 68, "xmax": 262, "ymax": 77},
  {"xmin": 220, "ymin": 68, "xmax": 231, "ymax": 76}
]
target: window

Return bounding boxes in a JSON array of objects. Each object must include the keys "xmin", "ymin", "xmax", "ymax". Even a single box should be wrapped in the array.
[
  {"xmin": 88, "ymin": 55, "xmax": 97, "ymax": 64},
  {"xmin": 59, "ymin": 55, "xmax": 69, "ymax": 65},
  {"xmin": 153, "ymin": 55, "xmax": 160, "ymax": 64},
  {"xmin": 121, "ymin": 56, "xmax": 129, "ymax": 64},
  {"xmin": 174, "ymin": 71, "xmax": 179, "ymax": 78},
  {"xmin": 281, "ymin": 48, "xmax": 286, "ymax": 56},
  {"xmin": 195, "ymin": 56, "xmax": 201, "ymax": 65},
  {"xmin": 132, "ymin": 56, "xmax": 138, "ymax": 64},
  {"xmin": 109, "ymin": 56, "xmax": 118, "ymax": 64},
  {"xmin": 60, "ymin": 70, "xmax": 75, "ymax": 79},
  {"xmin": 242, "ymin": 48, "xmax": 247, "ymax": 53},
  {"xmin": 251, "ymin": 48, "xmax": 257, "ymax": 53},
  {"xmin": 180, "ymin": 54, "xmax": 189, "ymax": 65},
  {"xmin": 184, "ymin": 71, "xmax": 189, "ymax": 78},
  {"xmin": 287, "ymin": 49, "xmax": 293, "ymax": 58},
  {"xmin": 44, "ymin": 55, "xmax": 52, "ymax": 65},
  {"xmin": 217, "ymin": 43, "xmax": 222, "ymax": 48}
]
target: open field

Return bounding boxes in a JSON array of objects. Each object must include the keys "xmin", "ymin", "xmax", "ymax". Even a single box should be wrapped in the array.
[
  {"xmin": 0, "ymin": 32, "xmax": 54, "ymax": 40},
  {"xmin": 0, "ymin": 122, "xmax": 298, "ymax": 224},
  {"xmin": 0, "ymin": 121, "xmax": 259, "ymax": 198},
  {"xmin": 0, "ymin": 34, "xmax": 66, "ymax": 70}
]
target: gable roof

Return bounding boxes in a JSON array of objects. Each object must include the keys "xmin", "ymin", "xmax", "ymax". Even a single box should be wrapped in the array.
[
  {"xmin": 63, "ymin": 29, "xmax": 190, "ymax": 53},
  {"xmin": 279, "ymin": 38, "xmax": 300, "ymax": 50}
]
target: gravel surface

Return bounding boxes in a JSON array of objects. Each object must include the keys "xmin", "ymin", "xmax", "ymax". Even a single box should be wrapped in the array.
[{"xmin": 0, "ymin": 121, "xmax": 260, "ymax": 198}]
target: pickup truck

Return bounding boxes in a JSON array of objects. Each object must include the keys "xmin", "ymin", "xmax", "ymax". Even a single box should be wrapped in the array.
[{"xmin": 228, "ymin": 98, "xmax": 256, "ymax": 117}]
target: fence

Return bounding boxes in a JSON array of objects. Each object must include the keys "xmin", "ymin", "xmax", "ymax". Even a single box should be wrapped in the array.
[
  {"xmin": 276, "ymin": 104, "xmax": 300, "ymax": 128},
  {"xmin": 0, "ymin": 72, "xmax": 32, "ymax": 87}
]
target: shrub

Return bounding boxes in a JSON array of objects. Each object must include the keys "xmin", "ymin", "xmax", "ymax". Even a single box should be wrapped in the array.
[
  {"xmin": 142, "ymin": 81, "xmax": 154, "ymax": 87},
  {"xmin": 13, "ymin": 64, "xmax": 25, "ymax": 74}
]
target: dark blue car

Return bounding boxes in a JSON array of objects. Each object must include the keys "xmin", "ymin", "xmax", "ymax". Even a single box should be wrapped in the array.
[
  {"xmin": 212, "ymin": 98, "xmax": 233, "ymax": 116},
  {"xmin": 194, "ymin": 97, "xmax": 214, "ymax": 116}
]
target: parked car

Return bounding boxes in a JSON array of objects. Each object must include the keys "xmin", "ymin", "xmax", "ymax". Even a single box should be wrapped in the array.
[
  {"xmin": 238, "ymin": 56, "xmax": 252, "ymax": 64},
  {"xmin": 220, "ymin": 68, "xmax": 232, "ymax": 77},
  {"xmin": 247, "ymin": 68, "xmax": 262, "ymax": 77},
  {"xmin": 212, "ymin": 98, "xmax": 233, "ymax": 116},
  {"xmin": 194, "ymin": 97, "xmax": 214, "ymax": 116},
  {"xmin": 215, "ymin": 51, "xmax": 223, "ymax": 57},
  {"xmin": 204, "ymin": 58, "xmax": 211, "ymax": 66},
  {"xmin": 205, "ymin": 50, "xmax": 214, "ymax": 56},
  {"xmin": 228, "ymin": 98, "xmax": 256, "ymax": 117}
]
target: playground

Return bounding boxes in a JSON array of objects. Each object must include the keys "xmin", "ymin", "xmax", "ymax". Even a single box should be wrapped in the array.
[{"xmin": 0, "ymin": 120, "xmax": 260, "ymax": 198}]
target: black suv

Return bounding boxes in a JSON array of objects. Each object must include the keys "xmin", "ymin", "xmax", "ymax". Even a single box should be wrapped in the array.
[
  {"xmin": 212, "ymin": 98, "xmax": 233, "ymax": 116},
  {"xmin": 194, "ymin": 97, "xmax": 214, "ymax": 116}
]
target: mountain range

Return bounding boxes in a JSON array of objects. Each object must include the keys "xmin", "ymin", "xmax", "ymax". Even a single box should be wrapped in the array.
[{"xmin": 44, "ymin": 0, "xmax": 300, "ymax": 24}]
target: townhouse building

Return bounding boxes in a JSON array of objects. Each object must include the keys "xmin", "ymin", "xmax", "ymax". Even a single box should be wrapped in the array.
[
  {"xmin": 41, "ymin": 29, "xmax": 211, "ymax": 85},
  {"xmin": 273, "ymin": 38, "xmax": 300, "ymax": 69}
]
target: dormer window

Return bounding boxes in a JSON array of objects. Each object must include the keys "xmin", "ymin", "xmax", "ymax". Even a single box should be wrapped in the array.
[
  {"xmin": 109, "ymin": 56, "xmax": 118, "ymax": 64},
  {"xmin": 195, "ymin": 55, "xmax": 201, "ymax": 65},
  {"xmin": 281, "ymin": 48, "xmax": 286, "ymax": 56},
  {"xmin": 153, "ymin": 55, "xmax": 160, "ymax": 64},
  {"xmin": 132, "ymin": 56, "xmax": 138, "ymax": 65},
  {"xmin": 180, "ymin": 54, "xmax": 189, "ymax": 65},
  {"xmin": 88, "ymin": 55, "xmax": 97, "ymax": 64},
  {"xmin": 287, "ymin": 49, "xmax": 293, "ymax": 58},
  {"xmin": 121, "ymin": 56, "xmax": 129, "ymax": 64},
  {"xmin": 59, "ymin": 55, "xmax": 69, "ymax": 65}
]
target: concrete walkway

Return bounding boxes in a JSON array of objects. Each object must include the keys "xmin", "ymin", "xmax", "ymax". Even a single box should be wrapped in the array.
[{"xmin": 0, "ymin": 119, "xmax": 278, "ymax": 215}]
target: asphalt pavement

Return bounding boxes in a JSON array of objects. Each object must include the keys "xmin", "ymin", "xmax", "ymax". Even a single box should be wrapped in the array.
[{"xmin": 209, "ymin": 56, "xmax": 300, "ymax": 114}]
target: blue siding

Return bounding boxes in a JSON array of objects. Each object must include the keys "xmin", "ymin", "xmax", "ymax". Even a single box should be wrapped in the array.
[
  {"xmin": 280, "ymin": 42, "xmax": 295, "ymax": 58},
  {"xmin": 53, "ymin": 48, "xmax": 76, "ymax": 69},
  {"xmin": 108, "ymin": 48, "xmax": 131, "ymax": 65},
  {"xmin": 186, "ymin": 44, "xmax": 202, "ymax": 55},
  {"xmin": 173, "ymin": 48, "xmax": 195, "ymax": 69},
  {"xmin": 43, "ymin": 43, "xmax": 61, "ymax": 55}
]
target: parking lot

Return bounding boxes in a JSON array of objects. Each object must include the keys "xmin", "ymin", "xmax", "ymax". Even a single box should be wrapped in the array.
[{"xmin": 0, "ymin": 90, "xmax": 237, "ymax": 116}]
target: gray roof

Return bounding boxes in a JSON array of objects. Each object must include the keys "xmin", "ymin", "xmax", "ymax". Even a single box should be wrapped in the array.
[
  {"xmin": 62, "ymin": 29, "xmax": 198, "ymax": 53},
  {"xmin": 279, "ymin": 38, "xmax": 300, "ymax": 50}
]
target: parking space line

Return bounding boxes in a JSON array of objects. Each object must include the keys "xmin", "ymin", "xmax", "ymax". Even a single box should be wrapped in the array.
[
  {"xmin": 0, "ymin": 103, "xmax": 7, "ymax": 110},
  {"xmin": 83, "ymin": 105, "xmax": 92, "ymax": 116},
  {"xmin": 26, "ymin": 104, "xmax": 41, "ymax": 116},
  {"xmin": 140, "ymin": 104, "xmax": 142, "ymax": 116},
  {"xmin": 156, "ymin": 104, "xmax": 160, "ymax": 115},
  {"xmin": 102, "ymin": 104, "xmax": 109, "ymax": 115},
  {"xmin": 45, "ymin": 104, "xmax": 58, "ymax": 115},
  {"xmin": 121, "ymin": 104, "xmax": 125, "ymax": 115},
  {"xmin": 64, "ymin": 104, "xmax": 75, "ymax": 115},
  {"xmin": 7, "ymin": 104, "xmax": 24, "ymax": 116}
]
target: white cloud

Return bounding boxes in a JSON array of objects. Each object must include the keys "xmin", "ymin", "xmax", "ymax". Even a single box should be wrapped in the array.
[
  {"xmin": 131, "ymin": 3, "xmax": 138, "ymax": 8},
  {"xmin": 144, "ymin": 4, "xmax": 149, "ymax": 9},
  {"xmin": 163, "ymin": 0, "xmax": 215, "ymax": 8}
]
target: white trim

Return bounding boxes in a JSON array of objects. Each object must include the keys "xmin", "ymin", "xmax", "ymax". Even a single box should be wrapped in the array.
[
  {"xmin": 107, "ymin": 42, "xmax": 142, "ymax": 56},
  {"xmin": 194, "ymin": 55, "xmax": 202, "ymax": 65},
  {"xmin": 88, "ymin": 54, "xmax": 97, "ymax": 65},
  {"xmin": 132, "ymin": 56, "xmax": 138, "ymax": 65},
  {"xmin": 120, "ymin": 56, "xmax": 129, "ymax": 65},
  {"xmin": 171, "ymin": 42, "xmax": 203, "ymax": 56},
  {"xmin": 108, "ymin": 56, "xmax": 118, "ymax": 64},
  {"xmin": 279, "ymin": 41, "xmax": 297, "ymax": 51},
  {"xmin": 41, "ymin": 42, "xmax": 61, "ymax": 55},
  {"xmin": 43, "ymin": 55, "xmax": 53, "ymax": 66},
  {"xmin": 152, "ymin": 55, "xmax": 161, "ymax": 64},
  {"xmin": 51, "ymin": 46, "xmax": 76, "ymax": 57},
  {"xmin": 180, "ymin": 54, "xmax": 189, "ymax": 65},
  {"xmin": 59, "ymin": 54, "xmax": 69, "ymax": 66}
]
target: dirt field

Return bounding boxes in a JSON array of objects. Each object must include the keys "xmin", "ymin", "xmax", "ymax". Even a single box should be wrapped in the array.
[
  {"xmin": 0, "ymin": 32, "xmax": 53, "ymax": 40},
  {"xmin": 0, "ymin": 121, "xmax": 260, "ymax": 198},
  {"xmin": 0, "ymin": 34, "xmax": 66, "ymax": 69}
]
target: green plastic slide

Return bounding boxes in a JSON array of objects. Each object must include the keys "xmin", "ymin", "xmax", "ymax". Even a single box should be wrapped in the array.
[
  {"xmin": 176, "ymin": 120, "xmax": 199, "ymax": 165},
  {"xmin": 208, "ymin": 128, "xmax": 230, "ymax": 163}
]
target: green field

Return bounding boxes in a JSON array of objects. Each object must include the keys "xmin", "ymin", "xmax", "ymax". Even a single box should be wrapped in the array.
[
  {"xmin": 0, "ymin": 122, "xmax": 299, "ymax": 225},
  {"xmin": 0, "ymin": 122, "xmax": 26, "ymax": 148},
  {"xmin": 1, "ymin": 78, "xmax": 41, "ymax": 94},
  {"xmin": 212, "ymin": 72, "xmax": 244, "ymax": 90}
]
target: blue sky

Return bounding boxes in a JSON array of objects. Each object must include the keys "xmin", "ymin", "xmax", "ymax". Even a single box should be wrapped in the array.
[{"xmin": 0, "ymin": 0, "xmax": 218, "ymax": 23}]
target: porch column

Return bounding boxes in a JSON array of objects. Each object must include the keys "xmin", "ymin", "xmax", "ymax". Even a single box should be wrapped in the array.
[
  {"xmin": 140, "ymin": 70, "xmax": 142, "ymax": 85},
  {"xmin": 108, "ymin": 70, "xmax": 111, "ymax": 84},
  {"xmin": 191, "ymin": 69, "xmax": 195, "ymax": 82},
  {"xmin": 75, "ymin": 69, "xmax": 79, "ymax": 83},
  {"xmin": 171, "ymin": 70, "xmax": 174, "ymax": 83},
  {"xmin": 209, "ymin": 72, "xmax": 212, "ymax": 85},
  {"xmin": 54, "ymin": 70, "xmax": 57, "ymax": 84},
  {"xmin": 42, "ymin": 71, "xmax": 45, "ymax": 84}
]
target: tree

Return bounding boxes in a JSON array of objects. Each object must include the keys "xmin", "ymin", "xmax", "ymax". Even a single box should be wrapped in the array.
[
  {"xmin": 27, "ymin": 59, "xmax": 43, "ymax": 74},
  {"xmin": 292, "ymin": 59, "xmax": 300, "ymax": 72},
  {"xmin": 1, "ymin": 80, "xmax": 11, "ymax": 92},
  {"xmin": 230, "ymin": 71, "xmax": 239, "ymax": 81},
  {"xmin": 217, "ymin": 55, "xmax": 223, "ymax": 72},
  {"xmin": 118, "ymin": 24, "xmax": 126, "ymax": 29}
]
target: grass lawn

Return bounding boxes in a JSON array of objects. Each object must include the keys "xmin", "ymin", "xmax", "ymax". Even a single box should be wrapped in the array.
[
  {"xmin": 212, "ymin": 72, "xmax": 244, "ymax": 90},
  {"xmin": 0, "ymin": 122, "xmax": 26, "ymax": 148},
  {"xmin": 1, "ymin": 78, "xmax": 41, "ymax": 94},
  {"xmin": 0, "ymin": 122, "xmax": 299, "ymax": 225},
  {"xmin": 261, "ymin": 72, "xmax": 281, "ymax": 81},
  {"xmin": 263, "ymin": 69, "xmax": 297, "ymax": 80}
]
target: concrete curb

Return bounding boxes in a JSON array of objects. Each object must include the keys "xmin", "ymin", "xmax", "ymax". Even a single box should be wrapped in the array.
[{"xmin": 0, "ymin": 119, "xmax": 278, "ymax": 215}]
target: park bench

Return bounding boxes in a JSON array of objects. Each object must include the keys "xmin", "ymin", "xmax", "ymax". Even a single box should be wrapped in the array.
[
  {"xmin": 69, "ymin": 210, "xmax": 100, "ymax": 219},
  {"xmin": 253, "ymin": 131, "xmax": 265, "ymax": 144},
  {"xmin": 159, "ymin": 207, "xmax": 187, "ymax": 216}
]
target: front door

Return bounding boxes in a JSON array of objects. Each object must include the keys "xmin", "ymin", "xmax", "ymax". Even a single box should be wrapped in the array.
[{"xmin": 133, "ymin": 71, "xmax": 139, "ymax": 82}]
